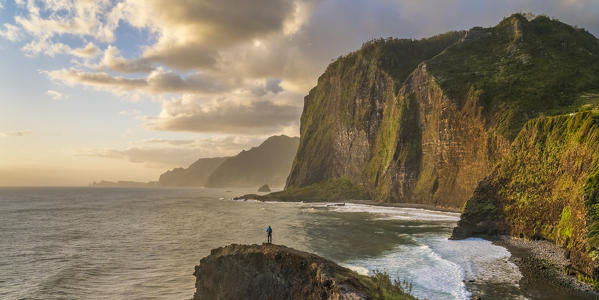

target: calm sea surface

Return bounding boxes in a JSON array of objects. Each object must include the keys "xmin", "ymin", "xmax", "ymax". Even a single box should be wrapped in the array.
[{"xmin": 1, "ymin": 187, "xmax": 527, "ymax": 299}]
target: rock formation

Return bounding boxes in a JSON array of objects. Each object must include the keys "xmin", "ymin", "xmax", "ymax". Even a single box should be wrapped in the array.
[
  {"xmin": 453, "ymin": 112, "xmax": 599, "ymax": 278},
  {"xmin": 258, "ymin": 184, "xmax": 271, "ymax": 192},
  {"xmin": 284, "ymin": 14, "xmax": 599, "ymax": 209},
  {"xmin": 192, "ymin": 244, "xmax": 415, "ymax": 300}
]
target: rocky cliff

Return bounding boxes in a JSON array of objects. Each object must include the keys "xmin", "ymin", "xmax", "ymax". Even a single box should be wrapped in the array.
[
  {"xmin": 453, "ymin": 112, "xmax": 599, "ymax": 278},
  {"xmin": 157, "ymin": 135, "xmax": 299, "ymax": 188},
  {"xmin": 192, "ymin": 244, "xmax": 416, "ymax": 300},
  {"xmin": 285, "ymin": 14, "xmax": 599, "ymax": 208},
  {"xmin": 158, "ymin": 157, "xmax": 228, "ymax": 187},
  {"xmin": 205, "ymin": 135, "xmax": 299, "ymax": 188}
]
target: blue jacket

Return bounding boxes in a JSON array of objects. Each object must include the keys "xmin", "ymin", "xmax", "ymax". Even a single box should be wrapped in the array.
[{"xmin": 266, "ymin": 226, "xmax": 272, "ymax": 233}]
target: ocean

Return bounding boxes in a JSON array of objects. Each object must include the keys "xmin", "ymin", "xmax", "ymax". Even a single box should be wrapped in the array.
[{"xmin": 0, "ymin": 187, "xmax": 525, "ymax": 299}]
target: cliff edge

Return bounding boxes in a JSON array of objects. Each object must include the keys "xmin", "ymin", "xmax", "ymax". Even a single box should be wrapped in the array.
[
  {"xmin": 453, "ymin": 112, "xmax": 599, "ymax": 279},
  {"xmin": 283, "ymin": 14, "xmax": 599, "ymax": 208},
  {"xmin": 192, "ymin": 244, "xmax": 416, "ymax": 300}
]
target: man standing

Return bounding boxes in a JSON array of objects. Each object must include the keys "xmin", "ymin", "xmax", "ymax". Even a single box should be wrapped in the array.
[{"xmin": 266, "ymin": 225, "xmax": 273, "ymax": 244}]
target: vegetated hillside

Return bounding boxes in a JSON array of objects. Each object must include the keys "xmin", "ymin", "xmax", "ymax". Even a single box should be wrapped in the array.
[
  {"xmin": 193, "ymin": 243, "xmax": 416, "ymax": 300},
  {"xmin": 205, "ymin": 135, "xmax": 299, "ymax": 188},
  {"xmin": 158, "ymin": 157, "xmax": 228, "ymax": 187},
  {"xmin": 453, "ymin": 112, "xmax": 599, "ymax": 280},
  {"xmin": 285, "ymin": 13, "xmax": 599, "ymax": 208}
]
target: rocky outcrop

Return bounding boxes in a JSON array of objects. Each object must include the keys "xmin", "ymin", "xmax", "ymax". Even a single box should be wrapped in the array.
[
  {"xmin": 192, "ymin": 244, "xmax": 415, "ymax": 300},
  {"xmin": 453, "ymin": 113, "xmax": 599, "ymax": 278},
  {"xmin": 284, "ymin": 14, "xmax": 599, "ymax": 209}
]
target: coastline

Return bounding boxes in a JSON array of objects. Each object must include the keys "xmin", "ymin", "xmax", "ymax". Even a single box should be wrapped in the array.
[
  {"xmin": 493, "ymin": 236, "xmax": 599, "ymax": 300},
  {"xmin": 344, "ymin": 199, "xmax": 462, "ymax": 213}
]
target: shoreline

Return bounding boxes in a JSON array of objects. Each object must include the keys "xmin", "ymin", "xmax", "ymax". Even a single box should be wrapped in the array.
[
  {"xmin": 343, "ymin": 199, "xmax": 462, "ymax": 213},
  {"xmin": 493, "ymin": 236, "xmax": 599, "ymax": 299},
  {"xmin": 235, "ymin": 195, "xmax": 462, "ymax": 214}
]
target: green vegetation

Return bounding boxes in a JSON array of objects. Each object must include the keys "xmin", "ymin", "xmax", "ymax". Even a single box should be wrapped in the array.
[
  {"xmin": 577, "ymin": 274, "xmax": 599, "ymax": 291},
  {"xmin": 346, "ymin": 271, "xmax": 417, "ymax": 300},
  {"xmin": 287, "ymin": 31, "xmax": 463, "ymax": 190},
  {"xmin": 427, "ymin": 14, "xmax": 599, "ymax": 139},
  {"xmin": 455, "ymin": 112, "xmax": 599, "ymax": 276}
]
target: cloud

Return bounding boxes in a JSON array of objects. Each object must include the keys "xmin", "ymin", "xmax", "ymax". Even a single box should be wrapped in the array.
[
  {"xmin": 79, "ymin": 135, "xmax": 263, "ymax": 168},
  {"xmin": 0, "ymin": 23, "xmax": 20, "ymax": 41},
  {"xmin": 145, "ymin": 94, "xmax": 302, "ymax": 135},
  {"xmin": 98, "ymin": 45, "xmax": 153, "ymax": 73},
  {"xmin": 71, "ymin": 42, "xmax": 101, "ymax": 58},
  {"xmin": 48, "ymin": 68, "xmax": 231, "ymax": 94},
  {"xmin": 0, "ymin": 130, "xmax": 32, "ymax": 137},
  {"xmin": 46, "ymin": 90, "xmax": 68, "ymax": 100}
]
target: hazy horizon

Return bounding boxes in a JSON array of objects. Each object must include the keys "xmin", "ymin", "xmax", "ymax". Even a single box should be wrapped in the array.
[{"xmin": 1, "ymin": 0, "xmax": 598, "ymax": 186}]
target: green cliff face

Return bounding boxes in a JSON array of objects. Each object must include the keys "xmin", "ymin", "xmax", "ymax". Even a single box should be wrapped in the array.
[
  {"xmin": 453, "ymin": 112, "xmax": 599, "ymax": 278},
  {"xmin": 285, "ymin": 14, "xmax": 599, "ymax": 208}
]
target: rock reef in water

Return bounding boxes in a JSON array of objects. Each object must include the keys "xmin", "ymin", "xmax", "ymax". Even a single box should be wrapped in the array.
[
  {"xmin": 192, "ymin": 244, "xmax": 416, "ymax": 300},
  {"xmin": 258, "ymin": 184, "xmax": 271, "ymax": 192}
]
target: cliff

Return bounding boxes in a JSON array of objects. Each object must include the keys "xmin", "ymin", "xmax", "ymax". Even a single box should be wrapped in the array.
[
  {"xmin": 157, "ymin": 135, "xmax": 299, "ymax": 188},
  {"xmin": 158, "ymin": 157, "xmax": 228, "ymax": 187},
  {"xmin": 192, "ymin": 244, "xmax": 416, "ymax": 300},
  {"xmin": 284, "ymin": 14, "xmax": 599, "ymax": 208},
  {"xmin": 452, "ymin": 112, "xmax": 599, "ymax": 278},
  {"xmin": 205, "ymin": 135, "xmax": 299, "ymax": 188}
]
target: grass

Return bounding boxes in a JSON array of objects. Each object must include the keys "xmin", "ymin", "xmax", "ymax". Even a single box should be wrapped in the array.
[
  {"xmin": 348, "ymin": 271, "xmax": 418, "ymax": 300},
  {"xmin": 426, "ymin": 14, "xmax": 599, "ymax": 139}
]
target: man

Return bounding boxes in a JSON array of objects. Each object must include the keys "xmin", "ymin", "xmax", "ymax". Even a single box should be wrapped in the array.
[{"xmin": 266, "ymin": 225, "xmax": 273, "ymax": 244}]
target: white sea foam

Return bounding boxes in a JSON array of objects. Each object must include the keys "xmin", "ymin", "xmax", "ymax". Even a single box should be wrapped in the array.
[
  {"xmin": 319, "ymin": 203, "xmax": 461, "ymax": 222},
  {"xmin": 340, "ymin": 264, "xmax": 370, "ymax": 276},
  {"xmin": 424, "ymin": 236, "xmax": 522, "ymax": 285},
  {"xmin": 346, "ymin": 244, "xmax": 470, "ymax": 300}
]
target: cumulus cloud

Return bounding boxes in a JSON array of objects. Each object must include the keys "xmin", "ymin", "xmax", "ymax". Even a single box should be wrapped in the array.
[
  {"xmin": 98, "ymin": 45, "xmax": 153, "ymax": 73},
  {"xmin": 3, "ymin": 0, "xmax": 599, "ymax": 138},
  {"xmin": 71, "ymin": 42, "xmax": 101, "ymax": 58},
  {"xmin": 79, "ymin": 135, "xmax": 263, "ymax": 168},
  {"xmin": 48, "ymin": 68, "xmax": 231, "ymax": 94},
  {"xmin": 0, "ymin": 23, "xmax": 20, "ymax": 41},
  {"xmin": 145, "ymin": 94, "xmax": 302, "ymax": 135}
]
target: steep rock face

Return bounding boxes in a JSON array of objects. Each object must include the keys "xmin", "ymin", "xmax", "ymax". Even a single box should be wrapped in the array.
[
  {"xmin": 366, "ymin": 65, "xmax": 510, "ymax": 207},
  {"xmin": 158, "ymin": 157, "xmax": 228, "ymax": 187},
  {"xmin": 192, "ymin": 244, "xmax": 415, "ymax": 300},
  {"xmin": 286, "ymin": 14, "xmax": 599, "ymax": 208},
  {"xmin": 206, "ymin": 135, "xmax": 299, "ymax": 188},
  {"xmin": 453, "ymin": 113, "xmax": 599, "ymax": 278}
]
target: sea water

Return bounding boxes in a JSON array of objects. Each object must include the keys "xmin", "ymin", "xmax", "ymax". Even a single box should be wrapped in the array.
[{"xmin": 0, "ymin": 187, "xmax": 523, "ymax": 299}]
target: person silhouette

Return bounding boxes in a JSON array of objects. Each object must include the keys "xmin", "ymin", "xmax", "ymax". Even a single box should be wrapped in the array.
[{"xmin": 266, "ymin": 225, "xmax": 273, "ymax": 244}]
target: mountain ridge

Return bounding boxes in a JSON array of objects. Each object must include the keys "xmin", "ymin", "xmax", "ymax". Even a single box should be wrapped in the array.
[{"xmin": 284, "ymin": 13, "xmax": 599, "ymax": 208}]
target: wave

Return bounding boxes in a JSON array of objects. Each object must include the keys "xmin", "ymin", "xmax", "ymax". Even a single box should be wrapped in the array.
[
  {"xmin": 316, "ymin": 203, "xmax": 461, "ymax": 222},
  {"xmin": 345, "ymin": 243, "xmax": 469, "ymax": 300}
]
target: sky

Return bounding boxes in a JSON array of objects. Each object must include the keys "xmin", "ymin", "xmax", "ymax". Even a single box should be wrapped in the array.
[{"xmin": 0, "ymin": 0, "xmax": 598, "ymax": 186}]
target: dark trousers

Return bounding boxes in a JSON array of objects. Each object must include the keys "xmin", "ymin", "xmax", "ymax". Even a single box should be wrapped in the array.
[{"xmin": 267, "ymin": 233, "xmax": 272, "ymax": 243}]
